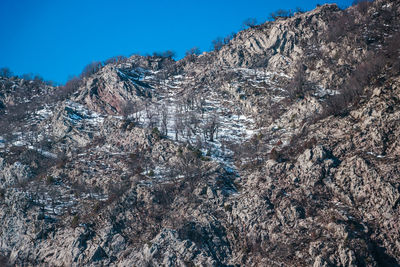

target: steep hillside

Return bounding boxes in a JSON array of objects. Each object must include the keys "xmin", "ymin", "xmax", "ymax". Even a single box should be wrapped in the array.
[{"xmin": 1, "ymin": 0, "xmax": 400, "ymax": 266}]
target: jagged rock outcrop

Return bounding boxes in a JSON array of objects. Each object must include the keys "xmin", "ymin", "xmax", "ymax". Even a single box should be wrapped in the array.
[
  {"xmin": 75, "ymin": 64, "xmax": 153, "ymax": 114},
  {"xmin": 214, "ymin": 4, "xmax": 340, "ymax": 71}
]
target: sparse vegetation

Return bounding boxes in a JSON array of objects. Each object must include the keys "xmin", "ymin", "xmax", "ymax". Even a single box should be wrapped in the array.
[
  {"xmin": 243, "ymin": 18, "xmax": 258, "ymax": 28},
  {"xmin": 104, "ymin": 55, "xmax": 128, "ymax": 65},
  {"xmin": 269, "ymin": 9, "xmax": 294, "ymax": 20},
  {"xmin": 0, "ymin": 67, "xmax": 13, "ymax": 78},
  {"xmin": 353, "ymin": 0, "xmax": 373, "ymax": 15},
  {"xmin": 46, "ymin": 176, "xmax": 55, "ymax": 185},
  {"xmin": 212, "ymin": 37, "xmax": 224, "ymax": 51},
  {"xmin": 212, "ymin": 33, "xmax": 236, "ymax": 51},
  {"xmin": 0, "ymin": 188, "xmax": 5, "ymax": 200},
  {"xmin": 2, "ymin": 1, "xmax": 400, "ymax": 266},
  {"xmin": 326, "ymin": 10, "xmax": 356, "ymax": 42},
  {"xmin": 287, "ymin": 62, "xmax": 307, "ymax": 99},
  {"xmin": 152, "ymin": 50, "xmax": 176, "ymax": 59},
  {"xmin": 71, "ymin": 215, "xmax": 79, "ymax": 228},
  {"xmin": 80, "ymin": 61, "xmax": 103, "ymax": 78}
]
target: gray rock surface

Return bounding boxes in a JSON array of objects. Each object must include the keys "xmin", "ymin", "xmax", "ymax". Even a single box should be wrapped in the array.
[{"xmin": 1, "ymin": 0, "xmax": 400, "ymax": 266}]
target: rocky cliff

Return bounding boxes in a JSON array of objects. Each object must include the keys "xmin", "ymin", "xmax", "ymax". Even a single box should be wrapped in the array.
[{"xmin": 1, "ymin": 0, "xmax": 400, "ymax": 266}]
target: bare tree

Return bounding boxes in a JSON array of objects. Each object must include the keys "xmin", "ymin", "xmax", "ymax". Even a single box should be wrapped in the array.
[
  {"xmin": 50, "ymin": 77, "xmax": 81, "ymax": 101},
  {"xmin": 197, "ymin": 95, "xmax": 207, "ymax": 118},
  {"xmin": 174, "ymin": 111, "xmax": 184, "ymax": 141},
  {"xmin": 185, "ymin": 47, "xmax": 201, "ymax": 57},
  {"xmin": 0, "ymin": 253, "xmax": 10, "ymax": 267},
  {"xmin": 128, "ymin": 149, "xmax": 145, "ymax": 175},
  {"xmin": 64, "ymin": 76, "xmax": 82, "ymax": 91},
  {"xmin": 177, "ymin": 150, "xmax": 202, "ymax": 189},
  {"xmin": 80, "ymin": 61, "xmax": 103, "ymax": 78},
  {"xmin": 295, "ymin": 7, "xmax": 304, "ymax": 14},
  {"xmin": 223, "ymin": 33, "xmax": 236, "ymax": 45},
  {"xmin": 203, "ymin": 114, "xmax": 219, "ymax": 142},
  {"xmin": 0, "ymin": 67, "xmax": 13, "ymax": 78},
  {"xmin": 243, "ymin": 18, "xmax": 258, "ymax": 28},
  {"xmin": 212, "ymin": 37, "xmax": 224, "ymax": 51},
  {"xmin": 181, "ymin": 88, "xmax": 196, "ymax": 111},
  {"xmin": 134, "ymin": 102, "xmax": 143, "ymax": 123},
  {"xmin": 122, "ymin": 100, "xmax": 136, "ymax": 121},
  {"xmin": 48, "ymin": 187, "xmax": 60, "ymax": 215},
  {"xmin": 104, "ymin": 55, "xmax": 128, "ymax": 65},
  {"xmin": 287, "ymin": 62, "xmax": 306, "ymax": 99},
  {"xmin": 163, "ymin": 50, "xmax": 176, "ymax": 59},
  {"xmin": 187, "ymin": 111, "xmax": 200, "ymax": 135},
  {"xmin": 161, "ymin": 104, "xmax": 168, "ymax": 136},
  {"xmin": 144, "ymin": 102, "xmax": 158, "ymax": 128},
  {"xmin": 326, "ymin": 11, "xmax": 356, "ymax": 42},
  {"xmin": 21, "ymin": 73, "xmax": 33, "ymax": 80},
  {"xmin": 269, "ymin": 9, "xmax": 293, "ymax": 20},
  {"xmin": 185, "ymin": 47, "xmax": 201, "ymax": 62},
  {"xmin": 153, "ymin": 50, "xmax": 176, "ymax": 59}
]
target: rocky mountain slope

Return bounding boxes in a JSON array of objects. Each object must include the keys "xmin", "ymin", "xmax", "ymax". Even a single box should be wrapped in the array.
[{"xmin": 1, "ymin": 0, "xmax": 400, "ymax": 266}]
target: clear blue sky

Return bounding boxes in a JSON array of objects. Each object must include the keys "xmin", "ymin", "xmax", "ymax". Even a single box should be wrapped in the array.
[{"xmin": 0, "ymin": 0, "xmax": 353, "ymax": 84}]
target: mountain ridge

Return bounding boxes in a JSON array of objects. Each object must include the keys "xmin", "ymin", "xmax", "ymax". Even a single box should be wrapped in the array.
[{"xmin": 1, "ymin": 0, "xmax": 400, "ymax": 266}]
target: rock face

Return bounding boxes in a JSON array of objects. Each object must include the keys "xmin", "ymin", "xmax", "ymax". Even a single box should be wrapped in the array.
[
  {"xmin": 214, "ymin": 4, "xmax": 339, "ymax": 71},
  {"xmin": 1, "ymin": 0, "xmax": 400, "ymax": 266},
  {"xmin": 75, "ymin": 64, "xmax": 152, "ymax": 114}
]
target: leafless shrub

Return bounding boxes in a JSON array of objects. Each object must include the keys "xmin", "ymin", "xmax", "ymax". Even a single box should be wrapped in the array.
[
  {"xmin": 324, "ymin": 93, "xmax": 349, "ymax": 117},
  {"xmin": 2, "ymin": 102, "xmax": 27, "ymax": 129},
  {"xmin": 80, "ymin": 61, "xmax": 103, "ymax": 78},
  {"xmin": 128, "ymin": 150, "xmax": 145, "ymax": 175},
  {"xmin": 277, "ymin": 129, "xmax": 317, "ymax": 162},
  {"xmin": 0, "ymin": 67, "xmax": 13, "ymax": 78},
  {"xmin": 0, "ymin": 253, "xmax": 11, "ymax": 267},
  {"xmin": 212, "ymin": 37, "xmax": 224, "ymax": 51},
  {"xmin": 386, "ymin": 32, "xmax": 400, "ymax": 56},
  {"xmin": 243, "ymin": 18, "xmax": 258, "ymax": 28},
  {"xmin": 269, "ymin": 9, "xmax": 293, "ymax": 20},
  {"xmin": 177, "ymin": 149, "xmax": 203, "ymax": 189},
  {"xmin": 0, "ymin": 188, "xmax": 5, "ymax": 202},
  {"xmin": 324, "ymin": 50, "xmax": 387, "ymax": 117},
  {"xmin": 153, "ymin": 183, "xmax": 176, "ymax": 207},
  {"xmin": 203, "ymin": 114, "xmax": 219, "ymax": 142},
  {"xmin": 59, "ymin": 77, "xmax": 82, "ymax": 98},
  {"xmin": 224, "ymin": 32, "xmax": 236, "ymax": 45},
  {"xmin": 211, "ymin": 33, "xmax": 236, "ymax": 52},
  {"xmin": 144, "ymin": 102, "xmax": 158, "ymax": 128},
  {"xmin": 103, "ymin": 55, "xmax": 127, "ymax": 65},
  {"xmin": 380, "ymin": 7, "xmax": 394, "ymax": 24},
  {"xmin": 326, "ymin": 11, "xmax": 356, "ymax": 42},
  {"xmin": 70, "ymin": 215, "xmax": 79, "ymax": 228},
  {"xmin": 178, "ymin": 222, "xmax": 205, "ymax": 247},
  {"xmin": 106, "ymin": 180, "xmax": 130, "ymax": 204},
  {"xmin": 353, "ymin": 0, "xmax": 373, "ymax": 15},
  {"xmin": 230, "ymin": 134, "xmax": 269, "ymax": 170},
  {"xmin": 160, "ymin": 104, "xmax": 168, "ymax": 136},
  {"xmin": 153, "ymin": 50, "xmax": 176, "ymax": 59},
  {"xmin": 295, "ymin": 7, "xmax": 305, "ymax": 14},
  {"xmin": 173, "ymin": 112, "xmax": 184, "ymax": 141},
  {"xmin": 121, "ymin": 100, "xmax": 136, "ymax": 120},
  {"xmin": 186, "ymin": 47, "xmax": 201, "ymax": 57},
  {"xmin": 385, "ymin": 32, "xmax": 400, "ymax": 73},
  {"xmin": 185, "ymin": 47, "xmax": 201, "ymax": 62},
  {"xmin": 269, "ymin": 148, "xmax": 280, "ymax": 162},
  {"xmin": 287, "ymin": 62, "xmax": 307, "ymax": 100},
  {"xmin": 21, "ymin": 73, "xmax": 33, "ymax": 80}
]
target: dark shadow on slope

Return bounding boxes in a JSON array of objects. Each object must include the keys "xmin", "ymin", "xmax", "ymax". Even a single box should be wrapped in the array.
[{"xmin": 370, "ymin": 244, "xmax": 400, "ymax": 267}]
